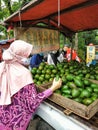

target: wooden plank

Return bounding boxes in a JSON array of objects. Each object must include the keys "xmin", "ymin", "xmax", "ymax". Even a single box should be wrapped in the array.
[
  {"xmin": 88, "ymin": 79, "xmax": 98, "ymax": 84},
  {"xmin": 87, "ymin": 100, "xmax": 98, "ymax": 118},
  {"xmin": 64, "ymin": 109, "xmax": 72, "ymax": 115}
]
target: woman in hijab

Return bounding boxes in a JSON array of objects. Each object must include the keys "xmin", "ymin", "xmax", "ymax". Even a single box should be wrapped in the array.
[{"xmin": 0, "ymin": 40, "xmax": 62, "ymax": 130}]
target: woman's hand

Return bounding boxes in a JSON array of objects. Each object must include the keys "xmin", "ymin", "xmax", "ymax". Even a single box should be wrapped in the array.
[{"xmin": 50, "ymin": 78, "xmax": 62, "ymax": 92}]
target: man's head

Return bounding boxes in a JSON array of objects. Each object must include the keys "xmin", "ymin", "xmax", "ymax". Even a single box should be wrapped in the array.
[
  {"xmin": 63, "ymin": 44, "xmax": 70, "ymax": 51},
  {"xmin": 39, "ymin": 53, "xmax": 44, "ymax": 56}
]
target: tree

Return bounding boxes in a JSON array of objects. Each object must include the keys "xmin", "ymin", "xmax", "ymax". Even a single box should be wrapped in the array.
[
  {"xmin": 0, "ymin": 0, "xmax": 32, "ymax": 39},
  {"xmin": 3, "ymin": 0, "xmax": 13, "ymax": 14}
]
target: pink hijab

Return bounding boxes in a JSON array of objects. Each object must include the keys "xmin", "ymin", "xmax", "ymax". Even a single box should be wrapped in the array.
[{"xmin": 0, "ymin": 40, "xmax": 33, "ymax": 105}]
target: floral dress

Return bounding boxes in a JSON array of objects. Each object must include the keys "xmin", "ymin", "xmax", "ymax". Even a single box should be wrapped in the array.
[{"xmin": 0, "ymin": 83, "xmax": 52, "ymax": 130}]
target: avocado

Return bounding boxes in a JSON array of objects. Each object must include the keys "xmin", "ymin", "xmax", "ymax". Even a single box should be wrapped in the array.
[
  {"xmin": 61, "ymin": 85, "xmax": 69, "ymax": 91},
  {"xmin": 90, "ymin": 83, "xmax": 98, "ymax": 88},
  {"xmin": 83, "ymin": 79, "xmax": 91, "ymax": 86},
  {"xmin": 74, "ymin": 79, "xmax": 83, "ymax": 87},
  {"xmin": 73, "ymin": 98, "xmax": 82, "ymax": 103},
  {"xmin": 61, "ymin": 89, "xmax": 71, "ymax": 95},
  {"xmin": 67, "ymin": 82, "xmax": 77, "ymax": 89},
  {"xmin": 86, "ymin": 87, "xmax": 93, "ymax": 92},
  {"xmin": 66, "ymin": 74, "xmax": 74, "ymax": 81},
  {"xmin": 62, "ymin": 93, "xmax": 72, "ymax": 98},
  {"xmin": 82, "ymin": 98, "xmax": 93, "ymax": 106},
  {"xmin": 71, "ymin": 88, "xmax": 81, "ymax": 98},
  {"xmin": 93, "ymin": 88, "xmax": 98, "ymax": 93},
  {"xmin": 80, "ymin": 89, "xmax": 91, "ymax": 98}
]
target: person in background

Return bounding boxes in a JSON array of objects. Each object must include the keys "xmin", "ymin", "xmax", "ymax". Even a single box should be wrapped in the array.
[
  {"xmin": 57, "ymin": 48, "xmax": 65, "ymax": 63},
  {"xmin": 63, "ymin": 44, "xmax": 81, "ymax": 62},
  {"xmin": 47, "ymin": 49, "xmax": 66, "ymax": 65},
  {"xmin": 0, "ymin": 40, "xmax": 62, "ymax": 130},
  {"xmin": 30, "ymin": 53, "xmax": 44, "ymax": 68},
  {"xmin": 47, "ymin": 50, "xmax": 58, "ymax": 65}
]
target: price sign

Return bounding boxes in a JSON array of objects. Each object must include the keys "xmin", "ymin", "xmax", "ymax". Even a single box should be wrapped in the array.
[{"xmin": 14, "ymin": 27, "xmax": 59, "ymax": 53}]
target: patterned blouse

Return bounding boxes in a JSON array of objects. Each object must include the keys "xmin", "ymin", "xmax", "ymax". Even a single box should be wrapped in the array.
[{"xmin": 0, "ymin": 83, "xmax": 52, "ymax": 130}]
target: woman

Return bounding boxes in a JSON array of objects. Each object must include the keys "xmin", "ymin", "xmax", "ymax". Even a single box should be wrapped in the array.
[
  {"xmin": 63, "ymin": 44, "xmax": 81, "ymax": 62},
  {"xmin": 0, "ymin": 40, "xmax": 62, "ymax": 130}
]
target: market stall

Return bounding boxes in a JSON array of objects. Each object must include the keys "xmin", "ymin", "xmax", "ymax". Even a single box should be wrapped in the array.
[
  {"xmin": 3, "ymin": 0, "xmax": 98, "ymax": 129},
  {"xmin": 0, "ymin": 38, "xmax": 14, "ymax": 61},
  {"xmin": 0, "ymin": 38, "xmax": 14, "ymax": 49}
]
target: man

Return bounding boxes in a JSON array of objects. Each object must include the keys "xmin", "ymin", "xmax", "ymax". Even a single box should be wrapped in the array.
[{"xmin": 30, "ymin": 53, "xmax": 44, "ymax": 68}]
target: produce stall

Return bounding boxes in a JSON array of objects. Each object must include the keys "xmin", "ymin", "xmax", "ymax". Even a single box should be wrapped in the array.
[
  {"xmin": 3, "ymin": 0, "xmax": 98, "ymax": 129},
  {"xmin": 0, "ymin": 38, "xmax": 14, "ymax": 49}
]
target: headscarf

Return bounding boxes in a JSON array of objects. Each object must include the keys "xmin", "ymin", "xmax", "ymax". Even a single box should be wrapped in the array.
[{"xmin": 0, "ymin": 40, "xmax": 33, "ymax": 105}]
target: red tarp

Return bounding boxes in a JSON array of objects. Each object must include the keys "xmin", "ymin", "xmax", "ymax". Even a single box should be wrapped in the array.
[{"xmin": 4, "ymin": 0, "xmax": 98, "ymax": 36}]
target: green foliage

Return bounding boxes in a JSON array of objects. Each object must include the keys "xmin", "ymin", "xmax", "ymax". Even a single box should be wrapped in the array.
[
  {"xmin": 0, "ymin": 0, "xmax": 32, "ymax": 39},
  {"xmin": 0, "ymin": 25, "xmax": 7, "ymax": 39},
  {"xmin": 12, "ymin": 2, "xmax": 21, "ymax": 12},
  {"xmin": 82, "ymin": 30, "xmax": 98, "ymax": 45},
  {"xmin": 59, "ymin": 29, "xmax": 98, "ymax": 60}
]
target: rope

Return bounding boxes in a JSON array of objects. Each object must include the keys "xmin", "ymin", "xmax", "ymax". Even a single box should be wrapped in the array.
[
  {"xmin": 58, "ymin": 0, "xmax": 60, "ymax": 27},
  {"xmin": 18, "ymin": 10, "xmax": 22, "ymax": 27}
]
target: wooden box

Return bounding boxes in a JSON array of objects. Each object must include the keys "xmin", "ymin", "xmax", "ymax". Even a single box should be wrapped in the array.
[{"xmin": 37, "ymin": 82, "xmax": 98, "ymax": 120}]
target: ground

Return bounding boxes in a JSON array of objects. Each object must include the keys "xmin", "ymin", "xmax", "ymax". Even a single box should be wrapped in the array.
[{"xmin": 27, "ymin": 115, "xmax": 55, "ymax": 130}]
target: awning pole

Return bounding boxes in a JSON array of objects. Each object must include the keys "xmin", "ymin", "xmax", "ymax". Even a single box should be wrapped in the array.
[
  {"xmin": 58, "ymin": 0, "xmax": 60, "ymax": 27},
  {"xmin": 18, "ymin": 10, "xmax": 22, "ymax": 27}
]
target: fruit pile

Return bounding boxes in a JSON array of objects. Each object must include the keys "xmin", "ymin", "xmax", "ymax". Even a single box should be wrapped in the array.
[
  {"xmin": 31, "ymin": 62, "xmax": 57, "ymax": 85},
  {"xmin": 55, "ymin": 76, "xmax": 98, "ymax": 106},
  {"xmin": 31, "ymin": 61, "xmax": 98, "ymax": 106}
]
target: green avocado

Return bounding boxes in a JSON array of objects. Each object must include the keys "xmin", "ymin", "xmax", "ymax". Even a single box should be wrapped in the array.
[
  {"xmin": 93, "ymin": 88, "xmax": 98, "ymax": 93},
  {"xmin": 61, "ymin": 89, "xmax": 71, "ymax": 95},
  {"xmin": 61, "ymin": 85, "xmax": 69, "ymax": 91},
  {"xmin": 86, "ymin": 87, "xmax": 93, "ymax": 93},
  {"xmin": 80, "ymin": 89, "xmax": 91, "ymax": 98},
  {"xmin": 55, "ymin": 75, "xmax": 59, "ymax": 81},
  {"xmin": 82, "ymin": 98, "xmax": 93, "ymax": 106},
  {"xmin": 74, "ymin": 79, "xmax": 83, "ymax": 87},
  {"xmin": 91, "ymin": 96, "xmax": 98, "ymax": 101},
  {"xmin": 85, "ymin": 73, "xmax": 90, "ymax": 79},
  {"xmin": 66, "ymin": 74, "xmax": 74, "ymax": 81},
  {"xmin": 62, "ymin": 93, "xmax": 72, "ymax": 98},
  {"xmin": 83, "ymin": 79, "xmax": 91, "ymax": 86},
  {"xmin": 90, "ymin": 83, "xmax": 98, "ymax": 88},
  {"xmin": 73, "ymin": 98, "xmax": 82, "ymax": 103},
  {"xmin": 71, "ymin": 88, "xmax": 81, "ymax": 98},
  {"xmin": 67, "ymin": 82, "xmax": 77, "ymax": 89}
]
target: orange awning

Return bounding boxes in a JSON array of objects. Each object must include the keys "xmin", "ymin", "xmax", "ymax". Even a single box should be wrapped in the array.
[{"xmin": 4, "ymin": 0, "xmax": 98, "ymax": 37}]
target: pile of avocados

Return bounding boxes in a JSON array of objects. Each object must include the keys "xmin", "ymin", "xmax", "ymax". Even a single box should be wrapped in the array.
[{"xmin": 31, "ymin": 61, "xmax": 98, "ymax": 106}]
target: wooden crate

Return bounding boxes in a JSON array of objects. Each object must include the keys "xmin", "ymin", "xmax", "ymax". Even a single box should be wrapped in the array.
[
  {"xmin": 88, "ymin": 79, "xmax": 98, "ymax": 84},
  {"xmin": 37, "ymin": 83, "xmax": 98, "ymax": 120}
]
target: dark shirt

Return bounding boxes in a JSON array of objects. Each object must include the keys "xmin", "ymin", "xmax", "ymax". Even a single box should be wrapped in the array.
[
  {"xmin": 49, "ymin": 50, "xmax": 63, "ymax": 65},
  {"xmin": 30, "ymin": 54, "xmax": 43, "ymax": 68}
]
